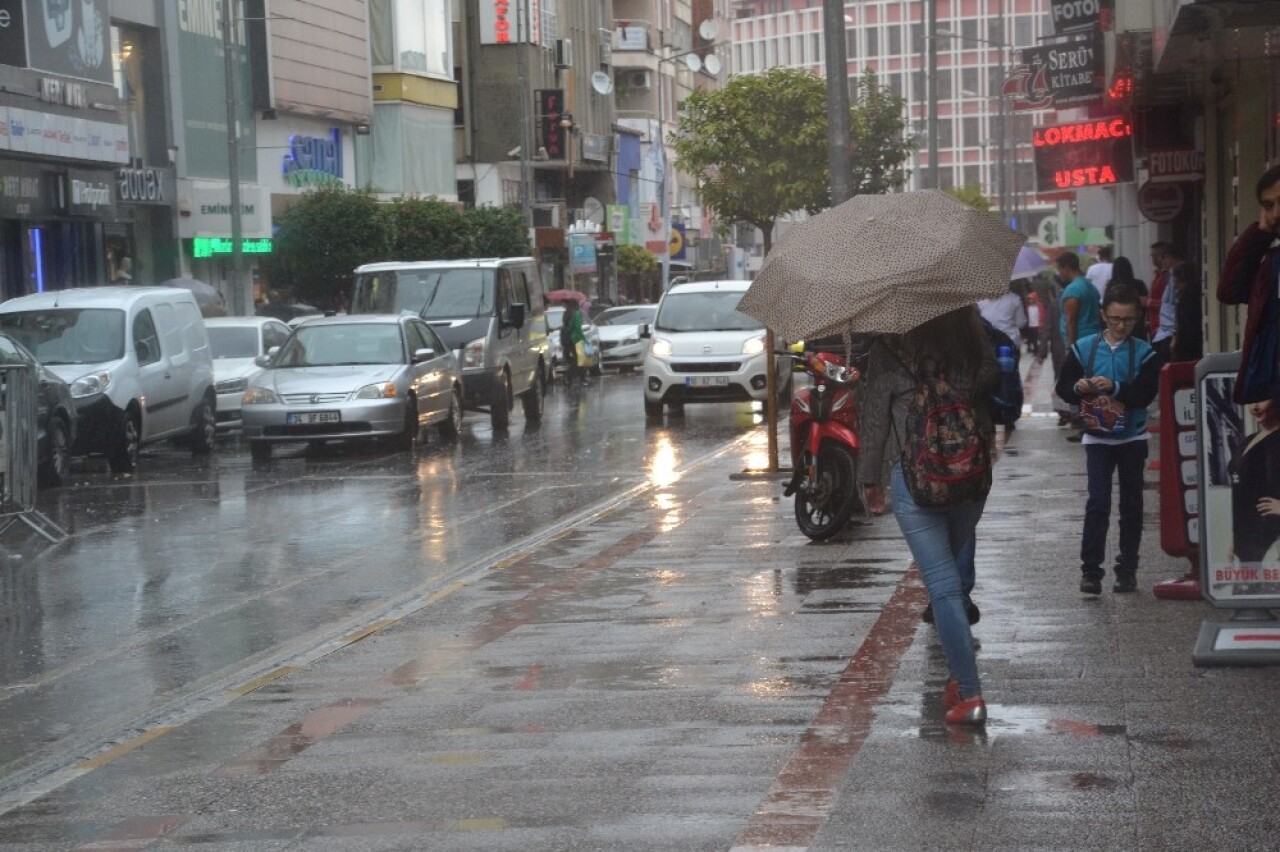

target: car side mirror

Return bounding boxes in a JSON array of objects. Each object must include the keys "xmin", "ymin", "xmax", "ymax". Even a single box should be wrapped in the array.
[
  {"xmin": 254, "ymin": 354, "xmax": 271, "ymax": 368},
  {"xmin": 135, "ymin": 339, "xmax": 153, "ymax": 362},
  {"xmin": 411, "ymin": 347, "xmax": 435, "ymax": 362},
  {"xmin": 506, "ymin": 302, "xmax": 526, "ymax": 329},
  {"xmin": 639, "ymin": 324, "xmax": 651, "ymax": 339}
]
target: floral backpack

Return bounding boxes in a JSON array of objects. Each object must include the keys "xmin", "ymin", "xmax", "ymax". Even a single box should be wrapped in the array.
[{"xmin": 890, "ymin": 349, "xmax": 993, "ymax": 508}]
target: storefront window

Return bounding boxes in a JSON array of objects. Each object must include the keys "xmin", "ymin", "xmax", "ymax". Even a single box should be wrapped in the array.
[{"xmin": 112, "ymin": 26, "xmax": 147, "ymax": 163}]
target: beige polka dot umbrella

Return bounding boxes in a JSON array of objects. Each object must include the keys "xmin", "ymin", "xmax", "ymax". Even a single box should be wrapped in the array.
[{"xmin": 739, "ymin": 190, "xmax": 1027, "ymax": 340}]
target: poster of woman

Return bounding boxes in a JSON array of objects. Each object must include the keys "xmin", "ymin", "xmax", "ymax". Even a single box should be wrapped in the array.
[{"xmin": 1202, "ymin": 374, "xmax": 1280, "ymax": 601}]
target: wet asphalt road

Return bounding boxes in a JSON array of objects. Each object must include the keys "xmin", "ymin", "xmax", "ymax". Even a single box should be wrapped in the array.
[{"xmin": 0, "ymin": 372, "xmax": 776, "ymax": 799}]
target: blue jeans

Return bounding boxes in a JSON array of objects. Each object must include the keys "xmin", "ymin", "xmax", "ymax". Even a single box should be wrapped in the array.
[
  {"xmin": 890, "ymin": 462, "xmax": 986, "ymax": 699},
  {"xmin": 1081, "ymin": 440, "xmax": 1148, "ymax": 579}
]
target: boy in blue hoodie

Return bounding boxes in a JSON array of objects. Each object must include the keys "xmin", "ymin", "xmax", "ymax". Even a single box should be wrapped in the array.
[{"xmin": 1056, "ymin": 285, "xmax": 1163, "ymax": 594}]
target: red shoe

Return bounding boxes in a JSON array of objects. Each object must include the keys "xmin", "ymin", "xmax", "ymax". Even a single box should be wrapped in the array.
[
  {"xmin": 944, "ymin": 696, "xmax": 987, "ymax": 725},
  {"xmin": 942, "ymin": 679, "xmax": 961, "ymax": 710}
]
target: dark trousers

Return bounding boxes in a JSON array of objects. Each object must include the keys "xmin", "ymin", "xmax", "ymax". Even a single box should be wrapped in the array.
[{"xmin": 1081, "ymin": 440, "xmax": 1148, "ymax": 578}]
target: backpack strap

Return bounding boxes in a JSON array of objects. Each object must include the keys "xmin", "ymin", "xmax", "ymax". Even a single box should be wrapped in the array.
[{"xmin": 1083, "ymin": 334, "xmax": 1136, "ymax": 383}]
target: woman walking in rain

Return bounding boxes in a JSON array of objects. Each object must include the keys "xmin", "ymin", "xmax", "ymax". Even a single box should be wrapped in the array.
[{"xmin": 859, "ymin": 307, "xmax": 998, "ymax": 725}]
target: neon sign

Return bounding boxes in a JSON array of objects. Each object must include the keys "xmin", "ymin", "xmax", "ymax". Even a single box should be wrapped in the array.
[
  {"xmin": 1033, "ymin": 116, "xmax": 1134, "ymax": 193},
  {"xmin": 193, "ymin": 237, "xmax": 274, "ymax": 258}
]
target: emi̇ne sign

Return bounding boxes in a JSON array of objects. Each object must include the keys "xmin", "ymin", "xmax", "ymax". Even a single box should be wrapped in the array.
[{"xmin": 1032, "ymin": 116, "xmax": 1134, "ymax": 192}]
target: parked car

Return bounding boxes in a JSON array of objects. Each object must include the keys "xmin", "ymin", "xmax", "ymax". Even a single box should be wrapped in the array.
[
  {"xmin": 593, "ymin": 304, "xmax": 657, "ymax": 372},
  {"xmin": 204, "ymin": 317, "xmax": 293, "ymax": 431},
  {"xmin": 240, "ymin": 314, "xmax": 463, "ymax": 461},
  {"xmin": 641, "ymin": 280, "xmax": 792, "ymax": 418},
  {"xmin": 0, "ymin": 287, "xmax": 217, "ymax": 472},
  {"xmin": 545, "ymin": 305, "xmax": 601, "ymax": 378},
  {"xmin": 350, "ymin": 257, "xmax": 548, "ymax": 430},
  {"xmin": 0, "ymin": 331, "xmax": 76, "ymax": 487}
]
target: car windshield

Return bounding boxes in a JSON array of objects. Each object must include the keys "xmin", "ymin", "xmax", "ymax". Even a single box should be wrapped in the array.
[
  {"xmin": 596, "ymin": 306, "xmax": 656, "ymax": 326},
  {"xmin": 654, "ymin": 292, "xmax": 760, "ymax": 332},
  {"xmin": 0, "ymin": 309, "xmax": 126, "ymax": 365},
  {"xmin": 274, "ymin": 323, "xmax": 405, "ymax": 367},
  {"xmin": 207, "ymin": 326, "xmax": 259, "ymax": 359},
  {"xmin": 353, "ymin": 269, "xmax": 494, "ymax": 320}
]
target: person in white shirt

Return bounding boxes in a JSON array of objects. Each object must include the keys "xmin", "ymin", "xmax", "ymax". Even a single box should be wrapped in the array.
[
  {"xmin": 977, "ymin": 283, "xmax": 1028, "ymax": 343},
  {"xmin": 1086, "ymin": 246, "xmax": 1113, "ymax": 300}
]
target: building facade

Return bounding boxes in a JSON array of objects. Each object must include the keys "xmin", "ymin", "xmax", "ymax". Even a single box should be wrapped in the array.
[{"xmin": 0, "ymin": 0, "xmax": 166, "ymax": 301}]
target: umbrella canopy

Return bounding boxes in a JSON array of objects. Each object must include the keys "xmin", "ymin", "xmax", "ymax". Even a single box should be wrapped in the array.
[
  {"xmin": 545, "ymin": 289, "xmax": 590, "ymax": 304},
  {"xmin": 739, "ymin": 190, "xmax": 1026, "ymax": 339},
  {"xmin": 1010, "ymin": 245, "xmax": 1050, "ymax": 280},
  {"xmin": 162, "ymin": 276, "xmax": 223, "ymax": 304}
]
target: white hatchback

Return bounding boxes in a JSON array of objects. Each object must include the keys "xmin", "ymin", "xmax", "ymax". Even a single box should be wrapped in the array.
[{"xmin": 641, "ymin": 281, "xmax": 791, "ymax": 418}]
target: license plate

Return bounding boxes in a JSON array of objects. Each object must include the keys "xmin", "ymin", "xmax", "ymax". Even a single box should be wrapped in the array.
[
  {"xmin": 287, "ymin": 411, "xmax": 340, "ymax": 425},
  {"xmin": 685, "ymin": 377, "xmax": 729, "ymax": 388}
]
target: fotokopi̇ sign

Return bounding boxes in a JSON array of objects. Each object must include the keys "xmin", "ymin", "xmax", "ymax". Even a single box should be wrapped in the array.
[{"xmin": 1032, "ymin": 115, "xmax": 1134, "ymax": 192}]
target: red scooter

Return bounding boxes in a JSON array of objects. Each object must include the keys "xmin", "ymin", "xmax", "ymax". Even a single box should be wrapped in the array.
[{"xmin": 782, "ymin": 350, "xmax": 862, "ymax": 540}]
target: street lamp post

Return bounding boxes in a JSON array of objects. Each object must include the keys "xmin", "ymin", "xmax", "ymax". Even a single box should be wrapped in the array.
[
  {"xmin": 655, "ymin": 41, "xmax": 728, "ymax": 293},
  {"xmin": 933, "ymin": 27, "xmax": 1014, "ymax": 225},
  {"xmin": 221, "ymin": 6, "xmax": 247, "ymax": 316}
]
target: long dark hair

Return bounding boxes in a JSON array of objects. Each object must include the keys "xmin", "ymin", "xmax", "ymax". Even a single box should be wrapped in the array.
[
  {"xmin": 1111, "ymin": 256, "xmax": 1139, "ymax": 288},
  {"xmin": 902, "ymin": 306, "xmax": 987, "ymax": 377}
]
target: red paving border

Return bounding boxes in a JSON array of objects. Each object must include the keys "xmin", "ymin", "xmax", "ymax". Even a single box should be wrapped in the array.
[{"xmin": 732, "ymin": 566, "xmax": 927, "ymax": 849}]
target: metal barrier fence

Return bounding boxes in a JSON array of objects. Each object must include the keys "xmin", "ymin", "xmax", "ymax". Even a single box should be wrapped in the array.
[{"xmin": 0, "ymin": 363, "xmax": 67, "ymax": 544}]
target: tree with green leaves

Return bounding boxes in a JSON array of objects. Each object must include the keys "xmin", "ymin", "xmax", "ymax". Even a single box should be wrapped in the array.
[
  {"xmin": 672, "ymin": 67, "xmax": 913, "ymax": 255},
  {"xmin": 265, "ymin": 184, "xmax": 388, "ymax": 308},
  {"xmin": 384, "ymin": 196, "xmax": 472, "ymax": 261},
  {"xmin": 946, "ymin": 184, "xmax": 994, "ymax": 212},
  {"xmin": 467, "ymin": 205, "xmax": 532, "ymax": 257}
]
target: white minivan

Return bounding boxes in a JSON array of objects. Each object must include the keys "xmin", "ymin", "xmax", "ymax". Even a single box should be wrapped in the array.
[
  {"xmin": 0, "ymin": 287, "xmax": 217, "ymax": 471},
  {"xmin": 641, "ymin": 280, "xmax": 792, "ymax": 419}
]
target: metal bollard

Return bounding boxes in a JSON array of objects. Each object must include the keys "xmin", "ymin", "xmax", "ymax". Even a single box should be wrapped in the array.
[{"xmin": 0, "ymin": 363, "xmax": 67, "ymax": 544}]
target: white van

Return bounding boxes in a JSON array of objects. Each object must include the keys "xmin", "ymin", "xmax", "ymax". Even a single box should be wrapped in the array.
[
  {"xmin": 641, "ymin": 280, "xmax": 792, "ymax": 418},
  {"xmin": 350, "ymin": 258, "xmax": 548, "ymax": 430},
  {"xmin": 0, "ymin": 287, "xmax": 217, "ymax": 471}
]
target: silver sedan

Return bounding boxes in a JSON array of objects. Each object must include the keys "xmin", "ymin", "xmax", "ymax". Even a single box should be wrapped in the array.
[{"xmin": 241, "ymin": 315, "xmax": 463, "ymax": 461}]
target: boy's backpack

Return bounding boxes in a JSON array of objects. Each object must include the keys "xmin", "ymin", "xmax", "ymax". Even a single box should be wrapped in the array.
[
  {"xmin": 981, "ymin": 319, "xmax": 1023, "ymax": 427},
  {"xmin": 889, "ymin": 348, "xmax": 993, "ymax": 509}
]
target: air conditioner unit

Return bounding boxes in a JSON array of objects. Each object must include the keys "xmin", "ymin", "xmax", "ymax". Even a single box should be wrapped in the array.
[
  {"xmin": 532, "ymin": 203, "xmax": 562, "ymax": 228},
  {"xmin": 555, "ymin": 38, "xmax": 574, "ymax": 68},
  {"xmin": 598, "ymin": 41, "xmax": 612, "ymax": 67},
  {"xmin": 626, "ymin": 70, "xmax": 652, "ymax": 89}
]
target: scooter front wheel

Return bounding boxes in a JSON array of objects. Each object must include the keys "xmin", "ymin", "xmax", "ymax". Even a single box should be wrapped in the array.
[{"xmin": 794, "ymin": 440, "xmax": 859, "ymax": 541}]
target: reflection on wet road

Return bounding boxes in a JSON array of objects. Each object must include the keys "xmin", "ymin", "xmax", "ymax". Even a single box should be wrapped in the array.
[{"xmin": 0, "ymin": 374, "xmax": 771, "ymax": 793}]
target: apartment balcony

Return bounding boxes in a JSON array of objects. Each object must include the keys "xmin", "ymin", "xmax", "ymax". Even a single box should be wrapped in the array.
[{"xmin": 613, "ymin": 21, "xmax": 655, "ymax": 54}]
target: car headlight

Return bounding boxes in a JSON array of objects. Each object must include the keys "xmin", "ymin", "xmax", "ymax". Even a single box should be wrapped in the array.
[
  {"xmin": 462, "ymin": 337, "xmax": 485, "ymax": 369},
  {"xmin": 355, "ymin": 382, "xmax": 398, "ymax": 399},
  {"xmin": 242, "ymin": 386, "xmax": 279, "ymax": 405},
  {"xmin": 216, "ymin": 377, "xmax": 249, "ymax": 394},
  {"xmin": 742, "ymin": 337, "xmax": 766, "ymax": 356},
  {"xmin": 650, "ymin": 338, "xmax": 673, "ymax": 358},
  {"xmin": 69, "ymin": 371, "xmax": 111, "ymax": 399}
]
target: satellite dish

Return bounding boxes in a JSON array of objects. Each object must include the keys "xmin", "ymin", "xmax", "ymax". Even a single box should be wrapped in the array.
[
  {"xmin": 703, "ymin": 55, "xmax": 722, "ymax": 75},
  {"xmin": 591, "ymin": 71, "xmax": 613, "ymax": 95},
  {"xmin": 582, "ymin": 197, "xmax": 605, "ymax": 225},
  {"xmin": 698, "ymin": 19, "xmax": 717, "ymax": 40},
  {"xmin": 683, "ymin": 53, "xmax": 702, "ymax": 73}
]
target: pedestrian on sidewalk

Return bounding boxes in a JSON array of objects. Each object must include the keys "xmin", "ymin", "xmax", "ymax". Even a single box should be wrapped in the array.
[
  {"xmin": 1055, "ymin": 285, "xmax": 1162, "ymax": 595},
  {"xmin": 1086, "ymin": 245, "xmax": 1114, "ymax": 300},
  {"xmin": 859, "ymin": 307, "xmax": 996, "ymax": 725},
  {"xmin": 1218, "ymin": 165, "xmax": 1280, "ymax": 404},
  {"xmin": 1024, "ymin": 290, "xmax": 1047, "ymax": 359},
  {"xmin": 1056, "ymin": 251, "xmax": 1102, "ymax": 438}
]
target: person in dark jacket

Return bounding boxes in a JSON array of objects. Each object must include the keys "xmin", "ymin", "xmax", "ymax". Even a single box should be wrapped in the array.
[
  {"xmin": 1218, "ymin": 165, "xmax": 1280, "ymax": 403},
  {"xmin": 1056, "ymin": 285, "xmax": 1162, "ymax": 595}
]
